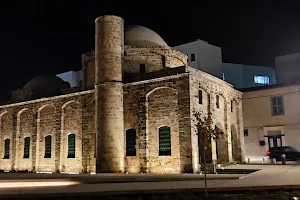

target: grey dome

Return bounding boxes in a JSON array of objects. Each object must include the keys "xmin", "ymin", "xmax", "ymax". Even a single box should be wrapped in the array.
[
  {"xmin": 23, "ymin": 74, "xmax": 69, "ymax": 91},
  {"xmin": 125, "ymin": 25, "xmax": 168, "ymax": 47}
]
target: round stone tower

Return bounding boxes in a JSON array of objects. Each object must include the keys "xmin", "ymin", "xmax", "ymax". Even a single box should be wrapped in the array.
[{"xmin": 95, "ymin": 15, "xmax": 125, "ymax": 173}]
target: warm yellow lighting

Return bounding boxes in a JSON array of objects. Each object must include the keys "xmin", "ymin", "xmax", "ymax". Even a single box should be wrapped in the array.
[{"xmin": 0, "ymin": 181, "xmax": 80, "ymax": 188}]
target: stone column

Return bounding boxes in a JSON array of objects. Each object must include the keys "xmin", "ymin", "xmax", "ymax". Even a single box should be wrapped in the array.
[{"xmin": 95, "ymin": 15, "xmax": 125, "ymax": 173}]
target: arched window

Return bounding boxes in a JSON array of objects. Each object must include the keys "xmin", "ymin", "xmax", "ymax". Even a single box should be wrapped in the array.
[
  {"xmin": 4, "ymin": 139, "xmax": 10, "ymax": 159},
  {"xmin": 126, "ymin": 129, "xmax": 136, "ymax": 156},
  {"xmin": 198, "ymin": 90, "xmax": 203, "ymax": 104},
  {"xmin": 216, "ymin": 95, "xmax": 220, "ymax": 108},
  {"xmin": 159, "ymin": 126, "xmax": 171, "ymax": 156},
  {"xmin": 24, "ymin": 137, "xmax": 30, "ymax": 158},
  {"xmin": 44, "ymin": 135, "xmax": 52, "ymax": 158},
  {"xmin": 68, "ymin": 134, "xmax": 76, "ymax": 158}
]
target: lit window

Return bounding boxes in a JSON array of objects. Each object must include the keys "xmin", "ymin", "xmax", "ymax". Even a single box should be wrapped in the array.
[
  {"xmin": 270, "ymin": 96, "xmax": 284, "ymax": 116},
  {"xmin": 159, "ymin": 126, "xmax": 171, "ymax": 156},
  {"xmin": 24, "ymin": 137, "xmax": 30, "ymax": 158},
  {"xmin": 68, "ymin": 134, "xmax": 76, "ymax": 158},
  {"xmin": 126, "ymin": 129, "xmax": 136, "ymax": 156},
  {"xmin": 4, "ymin": 139, "xmax": 10, "ymax": 159},
  {"xmin": 44, "ymin": 135, "xmax": 52, "ymax": 158},
  {"xmin": 222, "ymin": 73, "xmax": 225, "ymax": 81},
  {"xmin": 191, "ymin": 53, "xmax": 195, "ymax": 61},
  {"xmin": 254, "ymin": 76, "xmax": 270, "ymax": 84}
]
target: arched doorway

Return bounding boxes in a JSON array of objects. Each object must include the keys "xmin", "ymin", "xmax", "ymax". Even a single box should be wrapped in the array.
[
  {"xmin": 215, "ymin": 123, "xmax": 229, "ymax": 163},
  {"xmin": 198, "ymin": 129, "xmax": 212, "ymax": 164},
  {"xmin": 231, "ymin": 125, "xmax": 238, "ymax": 162}
]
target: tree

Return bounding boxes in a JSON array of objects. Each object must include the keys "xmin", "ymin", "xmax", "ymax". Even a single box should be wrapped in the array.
[{"xmin": 193, "ymin": 110, "xmax": 224, "ymax": 199}]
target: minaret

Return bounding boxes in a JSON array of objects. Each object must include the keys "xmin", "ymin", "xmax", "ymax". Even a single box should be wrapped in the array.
[{"xmin": 95, "ymin": 15, "xmax": 125, "ymax": 173}]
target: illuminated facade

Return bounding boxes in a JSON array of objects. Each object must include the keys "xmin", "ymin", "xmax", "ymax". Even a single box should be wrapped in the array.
[{"xmin": 0, "ymin": 15, "xmax": 244, "ymax": 174}]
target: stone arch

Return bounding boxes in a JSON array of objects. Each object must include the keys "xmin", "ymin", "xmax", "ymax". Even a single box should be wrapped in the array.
[
  {"xmin": 0, "ymin": 111, "xmax": 13, "ymax": 171},
  {"xmin": 146, "ymin": 86, "xmax": 177, "ymax": 98},
  {"xmin": 123, "ymin": 91, "xmax": 140, "ymax": 174},
  {"xmin": 36, "ymin": 104, "xmax": 56, "ymax": 172},
  {"xmin": 215, "ymin": 122, "xmax": 229, "ymax": 163},
  {"xmin": 198, "ymin": 86, "xmax": 210, "ymax": 114},
  {"xmin": 16, "ymin": 108, "xmax": 34, "ymax": 171},
  {"xmin": 214, "ymin": 93, "xmax": 227, "ymax": 113},
  {"xmin": 60, "ymin": 100, "xmax": 82, "ymax": 173},
  {"xmin": 124, "ymin": 51, "xmax": 165, "ymax": 73},
  {"xmin": 146, "ymin": 87, "xmax": 180, "ymax": 173}
]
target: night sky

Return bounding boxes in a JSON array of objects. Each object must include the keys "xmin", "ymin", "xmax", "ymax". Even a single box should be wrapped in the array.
[{"xmin": 0, "ymin": 1, "xmax": 300, "ymax": 100}]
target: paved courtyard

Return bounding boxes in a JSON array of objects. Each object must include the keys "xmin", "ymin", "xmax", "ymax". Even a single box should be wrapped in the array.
[{"xmin": 1, "ymin": 164, "xmax": 300, "ymax": 198}]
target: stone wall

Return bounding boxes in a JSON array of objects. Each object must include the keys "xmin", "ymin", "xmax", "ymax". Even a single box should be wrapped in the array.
[
  {"xmin": 82, "ymin": 51, "xmax": 95, "ymax": 90},
  {"xmin": 0, "ymin": 90, "xmax": 94, "ymax": 173},
  {"xmin": 0, "ymin": 72, "xmax": 193, "ymax": 174},
  {"xmin": 81, "ymin": 46, "xmax": 188, "ymax": 88},
  {"xmin": 60, "ymin": 101, "xmax": 82, "ymax": 172},
  {"xmin": 123, "ymin": 73, "xmax": 192, "ymax": 174},
  {"xmin": 15, "ymin": 108, "xmax": 35, "ymax": 171},
  {"xmin": 36, "ymin": 105, "xmax": 56, "ymax": 172},
  {"xmin": 124, "ymin": 46, "xmax": 187, "ymax": 74},
  {"xmin": 0, "ymin": 65, "xmax": 244, "ymax": 174},
  {"xmin": 0, "ymin": 112, "xmax": 13, "ymax": 170},
  {"xmin": 187, "ymin": 66, "xmax": 244, "ymax": 171}
]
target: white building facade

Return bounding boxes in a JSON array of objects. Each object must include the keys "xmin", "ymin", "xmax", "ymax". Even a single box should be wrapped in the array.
[
  {"xmin": 242, "ymin": 84, "xmax": 300, "ymax": 162},
  {"xmin": 174, "ymin": 40, "xmax": 276, "ymax": 89}
]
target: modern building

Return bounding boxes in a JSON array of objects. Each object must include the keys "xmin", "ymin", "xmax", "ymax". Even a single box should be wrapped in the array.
[
  {"xmin": 222, "ymin": 63, "xmax": 276, "ymax": 89},
  {"xmin": 173, "ymin": 39, "xmax": 223, "ymax": 79},
  {"xmin": 56, "ymin": 71, "xmax": 83, "ymax": 88},
  {"xmin": 174, "ymin": 40, "xmax": 276, "ymax": 89},
  {"xmin": 242, "ymin": 84, "xmax": 300, "ymax": 162},
  {"xmin": 0, "ymin": 15, "xmax": 244, "ymax": 174},
  {"xmin": 275, "ymin": 53, "xmax": 300, "ymax": 85}
]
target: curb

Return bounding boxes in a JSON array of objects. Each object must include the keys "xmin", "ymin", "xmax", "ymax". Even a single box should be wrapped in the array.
[{"xmin": 2, "ymin": 184, "xmax": 300, "ymax": 199}]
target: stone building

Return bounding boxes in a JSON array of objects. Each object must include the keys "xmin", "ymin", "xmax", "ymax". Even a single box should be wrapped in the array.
[{"xmin": 0, "ymin": 15, "xmax": 244, "ymax": 174}]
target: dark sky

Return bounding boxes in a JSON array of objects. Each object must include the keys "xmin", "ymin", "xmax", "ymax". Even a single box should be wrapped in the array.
[{"xmin": 0, "ymin": 1, "xmax": 300, "ymax": 100}]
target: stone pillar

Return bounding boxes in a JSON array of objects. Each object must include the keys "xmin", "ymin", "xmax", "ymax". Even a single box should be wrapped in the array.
[
  {"xmin": 55, "ymin": 106, "xmax": 61, "ymax": 173},
  {"xmin": 31, "ymin": 110, "xmax": 38, "ymax": 172},
  {"xmin": 237, "ymin": 100, "xmax": 245, "ymax": 162},
  {"xmin": 81, "ymin": 100, "xmax": 89, "ymax": 173},
  {"xmin": 11, "ymin": 111, "xmax": 17, "ymax": 171},
  {"xmin": 95, "ymin": 15, "xmax": 125, "ymax": 173}
]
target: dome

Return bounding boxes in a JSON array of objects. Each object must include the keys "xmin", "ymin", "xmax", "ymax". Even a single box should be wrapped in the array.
[
  {"xmin": 23, "ymin": 74, "xmax": 70, "ymax": 91},
  {"xmin": 125, "ymin": 25, "xmax": 168, "ymax": 47}
]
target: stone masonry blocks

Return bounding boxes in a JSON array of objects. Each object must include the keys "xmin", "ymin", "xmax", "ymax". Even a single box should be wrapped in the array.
[{"xmin": 95, "ymin": 15, "xmax": 125, "ymax": 173}]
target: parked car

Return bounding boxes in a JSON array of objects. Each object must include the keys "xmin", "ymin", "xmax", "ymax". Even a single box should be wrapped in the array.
[{"xmin": 265, "ymin": 146, "xmax": 300, "ymax": 162}]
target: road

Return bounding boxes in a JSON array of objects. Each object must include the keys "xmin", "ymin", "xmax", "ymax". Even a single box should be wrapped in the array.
[{"xmin": 1, "ymin": 164, "xmax": 300, "ymax": 198}]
